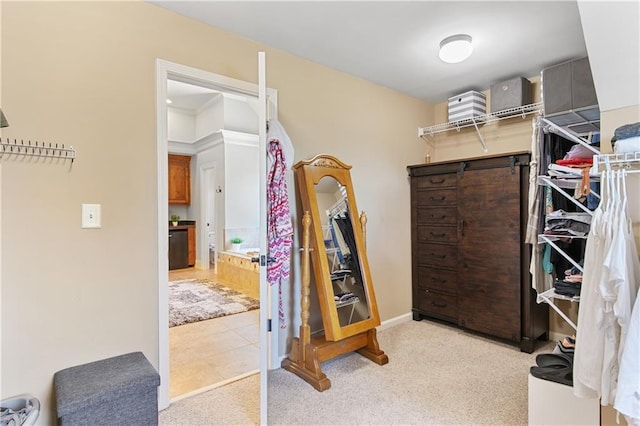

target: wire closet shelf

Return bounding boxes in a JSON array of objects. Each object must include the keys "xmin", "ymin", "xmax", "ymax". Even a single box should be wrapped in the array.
[{"xmin": 418, "ymin": 102, "xmax": 544, "ymax": 138}]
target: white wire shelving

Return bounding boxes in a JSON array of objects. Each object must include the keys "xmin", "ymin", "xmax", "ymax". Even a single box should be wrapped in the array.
[{"xmin": 418, "ymin": 102, "xmax": 544, "ymax": 152}]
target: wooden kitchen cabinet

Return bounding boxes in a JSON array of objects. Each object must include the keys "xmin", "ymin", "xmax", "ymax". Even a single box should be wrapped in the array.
[
  {"xmin": 187, "ymin": 226, "xmax": 196, "ymax": 267},
  {"xmin": 168, "ymin": 154, "xmax": 191, "ymax": 205},
  {"xmin": 408, "ymin": 152, "xmax": 548, "ymax": 353}
]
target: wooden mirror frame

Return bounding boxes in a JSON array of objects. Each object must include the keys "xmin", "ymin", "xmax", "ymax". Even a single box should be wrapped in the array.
[{"xmin": 293, "ymin": 154, "xmax": 381, "ymax": 341}]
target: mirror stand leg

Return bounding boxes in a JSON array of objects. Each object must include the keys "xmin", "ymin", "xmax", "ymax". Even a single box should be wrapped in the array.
[
  {"xmin": 281, "ymin": 210, "xmax": 331, "ymax": 391},
  {"xmin": 281, "ymin": 336, "xmax": 331, "ymax": 392},
  {"xmin": 356, "ymin": 328, "xmax": 389, "ymax": 365}
]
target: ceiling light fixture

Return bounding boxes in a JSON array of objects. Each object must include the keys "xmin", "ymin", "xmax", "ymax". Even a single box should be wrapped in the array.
[{"xmin": 439, "ymin": 34, "xmax": 473, "ymax": 64}]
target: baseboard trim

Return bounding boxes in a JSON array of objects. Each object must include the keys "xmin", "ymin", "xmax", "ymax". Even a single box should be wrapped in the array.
[
  {"xmin": 548, "ymin": 331, "xmax": 569, "ymax": 343},
  {"xmin": 378, "ymin": 312, "xmax": 413, "ymax": 331}
]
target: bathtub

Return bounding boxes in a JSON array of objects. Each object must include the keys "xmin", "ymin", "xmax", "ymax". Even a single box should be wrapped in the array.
[
  {"xmin": 228, "ymin": 247, "xmax": 260, "ymax": 257},
  {"xmin": 216, "ymin": 249, "xmax": 260, "ymax": 300}
]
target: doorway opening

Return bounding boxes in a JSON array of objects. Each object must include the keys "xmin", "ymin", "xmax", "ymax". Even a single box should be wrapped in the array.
[{"xmin": 156, "ymin": 59, "xmax": 278, "ymax": 413}]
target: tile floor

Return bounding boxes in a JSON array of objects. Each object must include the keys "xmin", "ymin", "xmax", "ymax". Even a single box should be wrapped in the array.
[{"xmin": 168, "ymin": 267, "xmax": 260, "ymax": 399}]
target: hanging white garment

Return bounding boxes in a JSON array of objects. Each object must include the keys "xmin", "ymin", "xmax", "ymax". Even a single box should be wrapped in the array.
[
  {"xmin": 615, "ymin": 292, "xmax": 640, "ymax": 424},
  {"xmin": 575, "ymin": 169, "xmax": 640, "ymax": 405},
  {"xmin": 573, "ymin": 171, "xmax": 611, "ymax": 399},
  {"xmin": 613, "ymin": 170, "xmax": 640, "ymax": 423},
  {"xmin": 599, "ymin": 171, "xmax": 625, "ymax": 405},
  {"xmin": 600, "ymin": 171, "xmax": 640, "ymax": 405}
]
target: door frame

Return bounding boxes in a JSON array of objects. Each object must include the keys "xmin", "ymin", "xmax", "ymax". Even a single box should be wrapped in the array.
[
  {"xmin": 198, "ymin": 162, "xmax": 217, "ymax": 269},
  {"xmin": 155, "ymin": 58, "xmax": 279, "ymax": 414}
]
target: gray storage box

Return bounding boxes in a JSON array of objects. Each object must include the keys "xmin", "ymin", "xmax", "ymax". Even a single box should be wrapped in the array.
[
  {"xmin": 448, "ymin": 90, "xmax": 486, "ymax": 122},
  {"xmin": 54, "ymin": 352, "xmax": 160, "ymax": 426},
  {"xmin": 491, "ymin": 77, "xmax": 532, "ymax": 115}
]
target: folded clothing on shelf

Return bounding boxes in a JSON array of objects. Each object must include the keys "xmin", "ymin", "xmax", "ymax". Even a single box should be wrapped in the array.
[
  {"xmin": 556, "ymin": 157, "xmax": 593, "ymax": 166},
  {"xmin": 562, "ymin": 143, "xmax": 597, "ymax": 160},
  {"xmin": 548, "ymin": 163, "xmax": 598, "ymax": 178},
  {"xmin": 613, "ymin": 136, "xmax": 640, "ymax": 154},
  {"xmin": 612, "ymin": 122, "xmax": 640, "ymax": 142},
  {"xmin": 545, "ymin": 210, "xmax": 592, "ymax": 236},
  {"xmin": 554, "ymin": 278, "xmax": 581, "ymax": 297}
]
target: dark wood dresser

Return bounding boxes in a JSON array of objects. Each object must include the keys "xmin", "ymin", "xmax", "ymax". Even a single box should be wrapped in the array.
[{"xmin": 408, "ymin": 152, "xmax": 548, "ymax": 353}]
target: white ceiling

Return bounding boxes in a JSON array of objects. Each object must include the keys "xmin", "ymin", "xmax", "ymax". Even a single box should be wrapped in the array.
[
  {"xmin": 151, "ymin": 1, "xmax": 589, "ymax": 104},
  {"xmin": 167, "ymin": 79, "xmax": 221, "ymax": 111}
]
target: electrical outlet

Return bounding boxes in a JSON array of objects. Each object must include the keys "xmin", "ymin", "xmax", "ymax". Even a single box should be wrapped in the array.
[{"xmin": 82, "ymin": 204, "xmax": 101, "ymax": 228}]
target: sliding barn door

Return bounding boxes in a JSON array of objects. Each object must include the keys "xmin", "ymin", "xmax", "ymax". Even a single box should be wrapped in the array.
[{"xmin": 457, "ymin": 163, "xmax": 522, "ymax": 342}]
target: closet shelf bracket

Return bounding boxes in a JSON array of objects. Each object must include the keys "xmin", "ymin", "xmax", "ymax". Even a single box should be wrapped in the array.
[
  {"xmin": 538, "ymin": 234, "xmax": 584, "ymax": 273},
  {"xmin": 536, "ymin": 288, "xmax": 579, "ymax": 330},
  {"xmin": 537, "ymin": 176, "xmax": 595, "ymax": 214}
]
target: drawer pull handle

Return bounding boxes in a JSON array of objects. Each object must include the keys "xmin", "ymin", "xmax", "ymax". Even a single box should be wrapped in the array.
[
  {"xmin": 430, "ymin": 195, "xmax": 446, "ymax": 201},
  {"xmin": 431, "ymin": 253, "xmax": 446, "ymax": 259},
  {"xmin": 432, "ymin": 301, "xmax": 447, "ymax": 308},
  {"xmin": 430, "ymin": 232, "xmax": 446, "ymax": 238},
  {"xmin": 431, "ymin": 215, "xmax": 446, "ymax": 220},
  {"xmin": 431, "ymin": 277, "xmax": 446, "ymax": 283},
  {"xmin": 424, "ymin": 289, "xmax": 430, "ymax": 293},
  {"xmin": 430, "ymin": 178, "xmax": 445, "ymax": 184}
]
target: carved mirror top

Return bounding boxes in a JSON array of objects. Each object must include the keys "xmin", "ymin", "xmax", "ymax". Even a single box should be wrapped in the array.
[{"xmin": 293, "ymin": 154, "xmax": 352, "ymax": 171}]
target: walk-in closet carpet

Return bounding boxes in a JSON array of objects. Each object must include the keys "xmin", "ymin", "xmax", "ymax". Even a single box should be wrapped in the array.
[{"xmin": 159, "ymin": 319, "xmax": 555, "ymax": 425}]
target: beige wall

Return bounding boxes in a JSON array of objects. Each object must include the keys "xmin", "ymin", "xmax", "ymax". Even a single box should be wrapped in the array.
[{"xmin": 1, "ymin": 2, "xmax": 429, "ymax": 423}]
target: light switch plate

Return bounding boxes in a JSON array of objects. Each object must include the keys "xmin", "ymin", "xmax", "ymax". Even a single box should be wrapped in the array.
[{"xmin": 82, "ymin": 204, "xmax": 101, "ymax": 228}]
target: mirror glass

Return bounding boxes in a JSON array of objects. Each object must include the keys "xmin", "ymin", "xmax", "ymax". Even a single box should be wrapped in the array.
[{"xmin": 315, "ymin": 176, "xmax": 371, "ymax": 327}]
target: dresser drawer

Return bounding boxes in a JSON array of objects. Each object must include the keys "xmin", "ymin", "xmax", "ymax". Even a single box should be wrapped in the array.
[
  {"xmin": 415, "ymin": 188, "xmax": 457, "ymax": 207},
  {"xmin": 416, "ymin": 207, "xmax": 457, "ymax": 224},
  {"xmin": 416, "ymin": 289, "xmax": 458, "ymax": 321},
  {"xmin": 417, "ymin": 266, "xmax": 457, "ymax": 294},
  {"xmin": 414, "ymin": 173, "xmax": 457, "ymax": 189},
  {"xmin": 416, "ymin": 243, "xmax": 458, "ymax": 268},
  {"xmin": 417, "ymin": 225, "xmax": 457, "ymax": 244}
]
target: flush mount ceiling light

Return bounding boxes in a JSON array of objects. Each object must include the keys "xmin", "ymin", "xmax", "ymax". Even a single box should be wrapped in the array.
[{"xmin": 439, "ymin": 34, "xmax": 473, "ymax": 64}]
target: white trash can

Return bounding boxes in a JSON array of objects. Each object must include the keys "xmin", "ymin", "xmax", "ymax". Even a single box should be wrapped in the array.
[{"xmin": 0, "ymin": 394, "xmax": 40, "ymax": 426}]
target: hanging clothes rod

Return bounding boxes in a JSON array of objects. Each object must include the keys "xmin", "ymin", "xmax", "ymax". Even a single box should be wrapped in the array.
[
  {"xmin": 0, "ymin": 138, "xmax": 76, "ymax": 162},
  {"xmin": 593, "ymin": 152, "xmax": 640, "ymax": 174}
]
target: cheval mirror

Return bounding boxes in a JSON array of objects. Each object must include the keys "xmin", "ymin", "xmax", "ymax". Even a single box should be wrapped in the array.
[{"xmin": 282, "ymin": 154, "xmax": 388, "ymax": 391}]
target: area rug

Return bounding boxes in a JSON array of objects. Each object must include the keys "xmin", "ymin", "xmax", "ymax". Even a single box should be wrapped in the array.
[{"xmin": 169, "ymin": 279, "xmax": 259, "ymax": 327}]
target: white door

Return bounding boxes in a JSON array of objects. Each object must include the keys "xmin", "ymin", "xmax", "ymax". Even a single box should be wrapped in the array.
[
  {"xmin": 156, "ymin": 58, "xmax": 278, "ymax": 420},
  {"xmin": 257, "ymin": 51, "xmax": 268, "ymax": 426}
]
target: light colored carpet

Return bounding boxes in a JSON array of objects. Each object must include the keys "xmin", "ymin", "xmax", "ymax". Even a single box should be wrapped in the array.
[
  {"xmin": 159, "ymin": 374, "xmax": 260, "ymax": 425},
  {"xmin": 168, "ymin": 279, "xmax": 259, "ymax": 327},
  {"xmin": 159, "ymin": 319, "xmax": 555, "ymax": 425}
]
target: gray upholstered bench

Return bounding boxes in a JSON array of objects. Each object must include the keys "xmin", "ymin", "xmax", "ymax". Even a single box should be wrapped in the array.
[{"xmin": 53, "ymin": 352, "xmax": 160, "ymax": 425}]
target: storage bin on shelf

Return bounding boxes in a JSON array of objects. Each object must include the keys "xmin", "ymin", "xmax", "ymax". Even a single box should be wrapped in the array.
[{"xmin": 447, "ymin": 90, "xmax": 486, "ymax": 122}]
